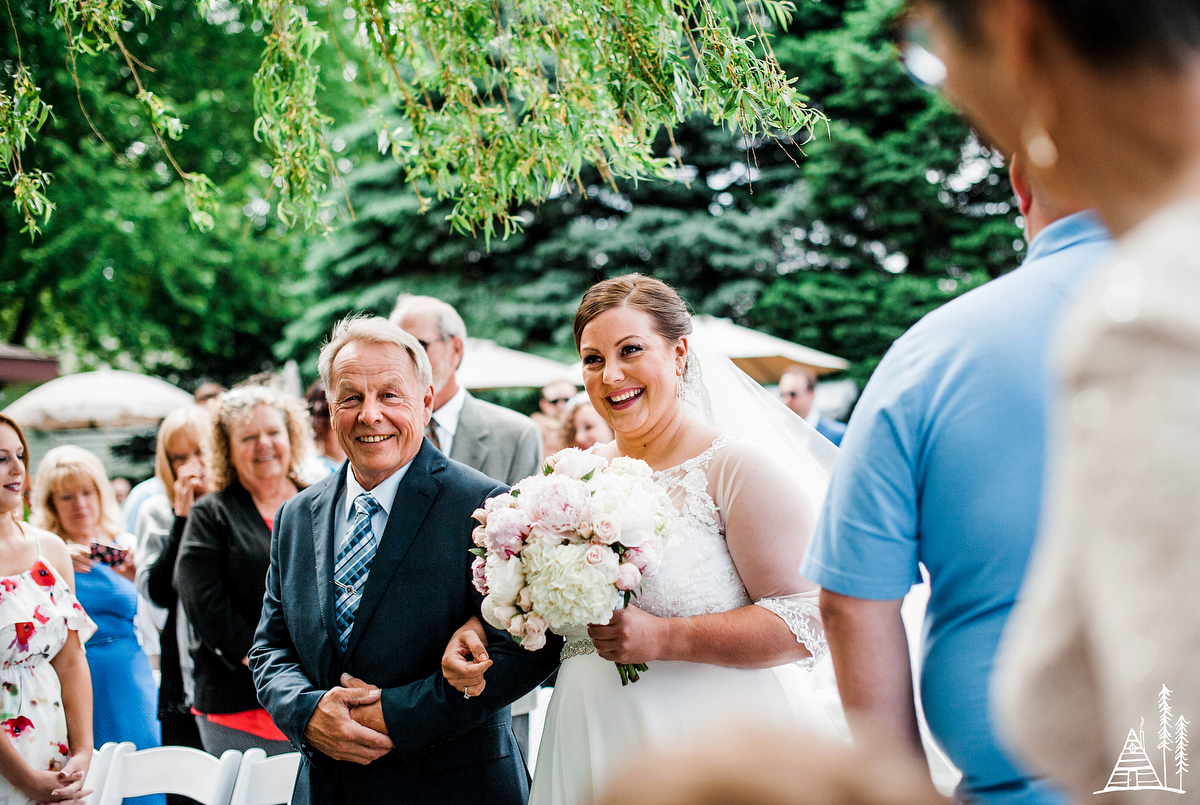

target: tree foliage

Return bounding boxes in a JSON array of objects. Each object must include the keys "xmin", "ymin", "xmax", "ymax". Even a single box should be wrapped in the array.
[
  {"xmin": 0, "ymin": 0, "xmax": 354, "ymax": 386},
  {"xmin": 278, "ymin": 0, "xmax": 1023, "ymax": 390},
  {"xmin": 3, "ymin": 0, "xmax": 827, "ymax": 239}
]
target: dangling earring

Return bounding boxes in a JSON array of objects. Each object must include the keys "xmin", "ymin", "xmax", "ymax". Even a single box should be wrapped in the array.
[{"xmin": 1022, "ymin": 122, "xmax": 1058, "ymax": 169}]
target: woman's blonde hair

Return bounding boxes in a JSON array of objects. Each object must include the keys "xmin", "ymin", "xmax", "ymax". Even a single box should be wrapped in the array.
[
  {"xmin": 156, "ymin": 406, "xmax": 213, "ymax": 507},
  {"xmin": 209, "ymin": 386, "xmax": 311, "ymax": 492},
  {"xmin": 31, "ymin": 445, "xmax": 122, "ymax": 540}
]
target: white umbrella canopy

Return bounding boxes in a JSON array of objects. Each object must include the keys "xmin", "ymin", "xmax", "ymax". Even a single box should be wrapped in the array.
[
  {"xmin": 690, "ymin": 315, "xmax": 848, "ymax": 383},
  {"xmin": 458, "ymin": 339, "xmax": 582, "ymax": 391},
  {"xmin": 4, "ymin": 367, "xmax": 194, "ymax": 430}
]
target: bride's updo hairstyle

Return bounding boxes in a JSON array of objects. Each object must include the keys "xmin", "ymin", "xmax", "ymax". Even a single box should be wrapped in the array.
[{"xmin": 573, "ymin": 274, "xmax": 692, "ymax": 353}]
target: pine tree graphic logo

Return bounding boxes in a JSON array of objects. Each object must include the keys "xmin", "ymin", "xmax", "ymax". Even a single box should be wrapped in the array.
[{"xmin": 1096, "ymin": 685, "xmax": 1188, "ymax": 794}]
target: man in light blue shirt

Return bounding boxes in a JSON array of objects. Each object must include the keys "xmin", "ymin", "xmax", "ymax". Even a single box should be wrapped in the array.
[{"xmin": 801, "ymin": 158, "xmax": 1112, "ymax": 805}]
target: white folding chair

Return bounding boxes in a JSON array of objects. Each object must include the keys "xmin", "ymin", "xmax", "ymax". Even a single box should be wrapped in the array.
[
  {"xmin": 229, "ymin": 749, "xmax": 301, "ymax": 805},
  {"xmin": 82, "ymin": 741, "xmax": 119, "ymax": 802},
  {"xmin": 98, "ymin": 743, "xmax": 242, "ymax": 805}
]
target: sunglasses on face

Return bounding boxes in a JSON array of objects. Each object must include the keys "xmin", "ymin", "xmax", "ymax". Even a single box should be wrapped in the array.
[
  {"xmin": 543, "ymin": 397, "xmax": 572, "ymax": 406},
  {"xmin": 416, "ymin": 335, "xmax": 451, "ymax": 351}
]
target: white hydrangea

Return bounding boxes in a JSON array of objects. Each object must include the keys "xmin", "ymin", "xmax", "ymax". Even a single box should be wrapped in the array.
[{"xmin": 522, "ymin": 540, "xmax": 620, "ymax": 630}]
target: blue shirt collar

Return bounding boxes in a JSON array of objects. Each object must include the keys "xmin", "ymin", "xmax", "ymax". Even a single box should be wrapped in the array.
[{"xmin": 1024, "ymin": 210, "xmax": 1110, "ymax": 264}]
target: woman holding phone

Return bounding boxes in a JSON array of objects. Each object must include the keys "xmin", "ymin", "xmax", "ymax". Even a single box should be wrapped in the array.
[{"xmin": 32, "ymin": 446, "xmax": 163, "ymax": 804}]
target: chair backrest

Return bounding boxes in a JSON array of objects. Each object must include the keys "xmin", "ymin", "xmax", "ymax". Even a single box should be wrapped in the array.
[
  {"xmin": 83, "ymin": 741, "xmax": 119, "ymax": 801},
  {"xmin": 229, "ymin": 748, "xmax": 302, "ymax": 805},
  {"xmin": 98, "ymin": 743, "xmax": 242, "ymax": 805}
]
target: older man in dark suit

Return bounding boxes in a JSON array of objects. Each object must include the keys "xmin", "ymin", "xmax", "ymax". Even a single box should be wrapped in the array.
[{"xmin": 250, "ymin": 315, "xmax": 560, "ymax": 805}]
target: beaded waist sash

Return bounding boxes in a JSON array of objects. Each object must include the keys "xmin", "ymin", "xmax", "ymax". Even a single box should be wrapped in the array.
[{"xmin": 560, "ymin": 639, "xmax": 596, "ymax": 661}]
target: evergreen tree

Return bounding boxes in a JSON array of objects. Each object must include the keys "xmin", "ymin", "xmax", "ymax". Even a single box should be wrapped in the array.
[
  {"xmin": 1177, "ymin": 715, "xmax": 1190, "ymax": 791},
  {"xmin": 276, "ymin": 0, "xmax": 1021, "ymax": 391},
  {"xmin": 1160, "ymin": 684, "xmax": 1174, "ymax": 782}
]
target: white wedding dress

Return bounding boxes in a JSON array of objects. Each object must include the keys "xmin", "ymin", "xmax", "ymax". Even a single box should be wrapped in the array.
[{"xmin": 528, "ymin": 434, "xmax": 840, "ymax": 805}]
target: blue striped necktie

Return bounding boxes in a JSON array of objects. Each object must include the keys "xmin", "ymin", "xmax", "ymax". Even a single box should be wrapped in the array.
[{"xmin": 334, "ymin": 493, "xmax": 382, "ymax": 649}]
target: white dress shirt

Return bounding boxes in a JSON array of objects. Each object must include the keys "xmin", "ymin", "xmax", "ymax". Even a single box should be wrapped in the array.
[
  {"xmin": 333, "ymin": 460, "xmax": 412, "ymax": 557},
  {"xmin": 430, "ymin": 385, "xmax": 468, "ymax": 456}
]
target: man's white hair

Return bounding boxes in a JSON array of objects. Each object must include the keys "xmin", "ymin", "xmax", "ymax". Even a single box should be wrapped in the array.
[
  {"xmin": 318, "ymin": 314, "xmax": 434, "ymax": 393},
  {"xmin": 389, "ymin": 294, "xmax": 467, "ymax": 341}
]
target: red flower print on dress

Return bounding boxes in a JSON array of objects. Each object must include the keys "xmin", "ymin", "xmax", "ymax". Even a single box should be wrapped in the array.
[
  {"xmin": 0, "ymin": 579, "xmax": 18, "ymax": 593},
  {"xmin": 32, "ymin": 606, "xmax": 49, "ymax": 625},
  {"xmin": 56, "ymin": 743, "xmax": 69, "ymax": 757},
  {"xmin": 30, "ymin": 563, "xmax": 55, "ymax": 588},
  {"xmin": 10, "ymin": 622, "xmax": 34, "ymax": 652},
  {"xmin": 3, "ymin": 716, "xmax": 33, "ymax": 738}
]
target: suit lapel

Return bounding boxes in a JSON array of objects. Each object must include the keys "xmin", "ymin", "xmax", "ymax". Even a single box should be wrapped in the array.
[
  {"xmin": 343, "ymin": 442, "xmax": 445, "ymax": 658},
  {"xmin": 311, "ymin": 465, "xmax": 347, "ymax": 659},
  {"xmin": 449, "ymin": 394, "xmax": 489, "ymax": 471}
]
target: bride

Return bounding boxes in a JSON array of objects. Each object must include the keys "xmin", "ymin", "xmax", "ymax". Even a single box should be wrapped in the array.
[{"xmin": 443, "ymin": 274, "xmax": 840, "ymax": 804}]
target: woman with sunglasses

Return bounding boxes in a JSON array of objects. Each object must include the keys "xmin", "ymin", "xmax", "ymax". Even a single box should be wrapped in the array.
[{"xmin": 896, "ymin": 0, "xmax": 1200, "ymax": 799}]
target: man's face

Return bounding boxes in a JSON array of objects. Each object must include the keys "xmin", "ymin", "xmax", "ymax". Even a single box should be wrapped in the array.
[
  {"xmin": 779, "ymin": 372, "xmax": 815, "ymax": 419},
  {"xmin": 395, "ymin": 311, "xmax": 462, "ymax": 396},
  {"xmin": 540, "ymin": 382, "xmax": 576, "ymax": 417},
  {"xmin": 329, "ymin": 340, "xmax": 434, "ymax": 490}
]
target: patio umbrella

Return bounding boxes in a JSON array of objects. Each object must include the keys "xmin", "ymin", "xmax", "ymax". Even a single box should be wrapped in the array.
[
  {"xmin": 690, "ymin": 315, "xmax": 848, "ymax": 383},
  {"xmin": 458, "ymin": 339, "xmax": 582, "ymax": 391},
  {"xmin": 0, "ymin": 344, "xmax": 59, "ymax": 385},
  {"xmin": 4, "ymin": 367, "xmax": 193, "ymax": 430}
]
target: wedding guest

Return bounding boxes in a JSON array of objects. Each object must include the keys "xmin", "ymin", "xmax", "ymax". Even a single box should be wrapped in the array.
[
  {"xmin": 801, "ymin": 157, "xmax": 1111, "ymax": 804},
  {"xmin": 531, "ymin": 379, "xmax": 577, "ymax": 455},
  {"xmin": 122, "ymin": 474, "xmax": 164, "ymax": 536},
  {"xmin": 32, "ymin": 446, "xmax": 164, "ymax": 804},
  {"xmin": 599, "ymin": 728, "xmax": 944, "ymax": 805},
  {"xmin": 779, "ymin": 367, "xmax": 845, "ymax": 446},
  {"xmin": 177, "ymin": 386, "xmax": 308, "ymax": 755},
  {"xmin": 306, "ymin": 380, "xmax": 346, "ymax": 474},
  {"xmin": 561, "ymin": 394, "xmax": 614, "ymax": 451},
  {"xmin": 898, "ymin": 1, "xmax": 1200, "ymax": 800},
  {"xmin": 112, "ymin": 477, "xmax": 132, "ymax": 508},
  {"xmin": 134, "ymin": 405, "xmax": 212, "ymax": 768},
  {"xmin": 390, "ymin": 295, "xmax": 543, "ymax": 485},
  {"xmin": 0, "ymin": 415, "xmax": 96, "ymax": 805},
  {"xmin": 193, "ymin": 383, "xmax": 226, "ymax": 408}
]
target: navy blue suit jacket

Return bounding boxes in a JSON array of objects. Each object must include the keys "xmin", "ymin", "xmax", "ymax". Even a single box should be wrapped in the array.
[
  {"xmin": 815, "ymin": 416, "xmax": 847, "ymax": 447},
  {"xmin": 250, "ymin": 439, "xmax": 561, "ymax": 805}
]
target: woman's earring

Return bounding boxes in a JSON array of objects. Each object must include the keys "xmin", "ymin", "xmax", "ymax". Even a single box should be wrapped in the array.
[{"xmin": 1022, "ymin": 123, "xmax": 1058, "ymax": 169}]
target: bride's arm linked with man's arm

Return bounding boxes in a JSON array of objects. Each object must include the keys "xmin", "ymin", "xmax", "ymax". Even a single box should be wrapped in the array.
[{"xmin": 249, "ymin": 481, "xmax": 562, "ymax": 767}]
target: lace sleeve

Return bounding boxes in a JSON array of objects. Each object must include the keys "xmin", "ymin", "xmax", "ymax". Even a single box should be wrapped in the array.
[
  {"xmin": 754, "ymin": 594, "xmax": 827, "ymax": 670},
  {"xmin": 710, "ymin": 440, "xmax": 828, "ymax": 670}
]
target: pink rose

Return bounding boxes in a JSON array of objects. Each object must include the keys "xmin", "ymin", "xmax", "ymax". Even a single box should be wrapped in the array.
[
  {"xmin": 507, "ymin": 613, "xmax": 526, "ymax": 638},
  {"xmin": 471, "ymin": 556, "xmax": 488, "ymax": 595},
  {"xmin": 484, "ymin": 493, "xmax": 517, "ymax": 513},
  {"xmin": 484, "ymin": 508, "xmax": 532, "ymax": 558},
  {"xmin": 472, "ymin": 525, "xmax": 487, "ymax": 548},
  {"xmin": 471, "ymin": 507, "xmax": 488, "ymax": 526},
  {"xmin": 518, "ymin": 585, "xmax": 533, "ymax": 611},
  {"xmin": 615, "ymin": 562, "xmax": 642, "ymax": 591},
  {"xmin": 590, "ymin": 515, "xmax": 621, "ymax": 545},
  {"xmin": 584, "ymin": 545, "xmax": 607, "ymax": 565},
  {"xmin": 522, "ymin": 613, "xmax": 548, "ymax": 651},
  {"xmin": 623, "ymin": 545, "xmax": 661, "ymax": 577},
  {"xmin": 523, "ymin": 476, "xmax": 589, "ymax": 535}
]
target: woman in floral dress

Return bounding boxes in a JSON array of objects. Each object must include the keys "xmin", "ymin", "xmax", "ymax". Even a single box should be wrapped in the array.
[{"xmin": 0, "ymin": 414, "xmax": 96, "ymax": 805}]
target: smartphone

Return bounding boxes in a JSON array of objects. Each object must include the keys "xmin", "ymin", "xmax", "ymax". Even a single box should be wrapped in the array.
[{"xmin": 89, "ymin": 541, "xmax": 129, "ymax": 567}]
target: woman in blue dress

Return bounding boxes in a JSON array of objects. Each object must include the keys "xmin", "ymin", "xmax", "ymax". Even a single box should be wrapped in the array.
[{"xmin": 32, "ymin": 445, "xmax": 164, "ymax": 805}]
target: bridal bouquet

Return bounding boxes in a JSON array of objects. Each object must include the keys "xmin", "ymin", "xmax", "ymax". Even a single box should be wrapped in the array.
[{"xmin": 471, "ymin": 448, "xmax": 673, "ymax": 684}]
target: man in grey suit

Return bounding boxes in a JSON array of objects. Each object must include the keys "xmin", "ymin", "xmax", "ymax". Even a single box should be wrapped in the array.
[
  {"xmin": 390, "ymin": 295, "xmax": 543, "ymax": 487},
  {"xmin": 390, "ymin": 294, "xmax": 544, "ymax": 753}
]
